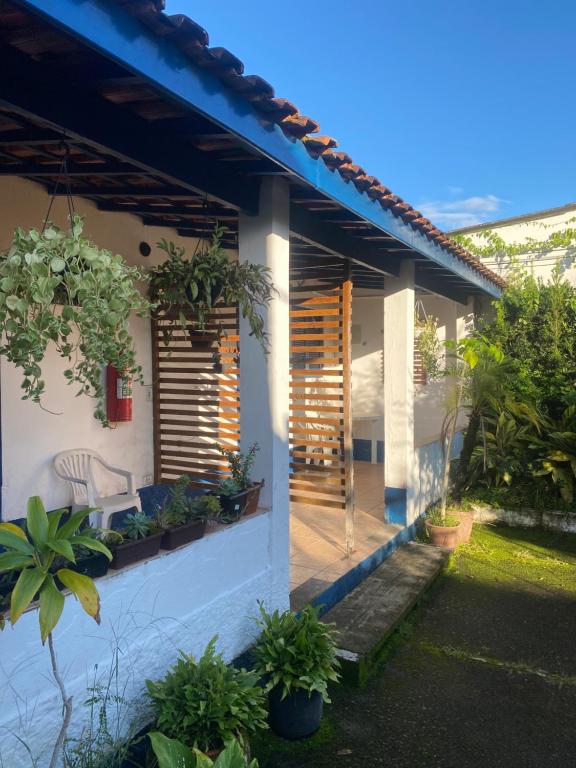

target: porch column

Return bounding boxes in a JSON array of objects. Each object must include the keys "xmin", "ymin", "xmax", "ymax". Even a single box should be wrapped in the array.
[
  {"xmin": 238, "ymin": 177, "xmax": 290, "ymax": 608},
  {"xmin": 457, "ymin": 295, "xmax": 476, "ymax": 340},
  {"xmin": 383, "ymin": 260, "xmax": 416, "ymax": 526}
]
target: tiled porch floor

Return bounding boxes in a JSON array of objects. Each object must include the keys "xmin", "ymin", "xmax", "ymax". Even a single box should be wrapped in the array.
[{"xmin": 290, "ymin": 462, "xmax": 401, "ymax": 592}]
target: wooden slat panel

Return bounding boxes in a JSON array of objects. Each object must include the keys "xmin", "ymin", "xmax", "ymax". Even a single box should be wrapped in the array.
[
  {"xmin": 289, "ymin": 284, "xmax": 351, "ymax": 512},
  {"xmin": 153, "ymin": 306, "xmax": 240, "ymax": 484}
]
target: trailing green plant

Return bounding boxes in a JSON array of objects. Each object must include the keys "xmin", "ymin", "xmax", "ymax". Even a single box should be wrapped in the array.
[
  {"xmin": 146, "ymin": 637, "xmax": 268, "ymax": 753},
  {"xmin": 149, "ymin": 733, "xmax": 258, "ymax": 768},
  {"xmin": 252, "ymin": 604, "xmax": 340, "ymax": 703},
  {"xmin": 218, "ymin": 443, "xmax": 259, "ymax": 490},
  {"xmin": 415, "ymin": 311, "xmax": 442, "ymax": 382},
  {"xmin": 121, "ymin": 512, "xmax": 156, "ymax": 541},
  {"xmin": 148, "ymin": 227, "xmax": 275, "ymax": 353},
  {"xmin": 0, "ymin": 497, "xmax": 111, "ymax": 768},
  {"xmin": 0, "ymin": 215, "xmax": 150, "ymax": 425}
]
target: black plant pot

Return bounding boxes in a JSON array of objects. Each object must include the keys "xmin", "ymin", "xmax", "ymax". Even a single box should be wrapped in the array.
[
  {"xmin": 110, "ymin": 533, "xmax": 163, "ymax": 570},
  {"xmin": 268, "ymin": 687, "xmax": 324, "ymax": 740},
  {"xmin": 218, "ymin": 482, "xmax": 263, "ymax": 524},
  {"xmin": 160, "ymin": 519, "xmax": 206, "ymax": 550},
  {"xmin": 71, "ymin": 552, "xmax": 110, "ymax": 578}
]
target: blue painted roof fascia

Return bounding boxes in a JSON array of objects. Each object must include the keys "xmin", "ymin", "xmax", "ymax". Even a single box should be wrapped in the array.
[{"xmin": 19, "ymin": 0, "xmax": 500, "ymax": 298}]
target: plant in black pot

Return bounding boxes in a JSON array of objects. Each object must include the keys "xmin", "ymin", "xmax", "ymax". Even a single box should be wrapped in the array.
[
  {"xmin": 109, "ymin": 511, "xmax": 163, "ymax": 570},
  {"xmin": 156, "ymin": 475, "xmax": 219, "ymax": 550},
  {"xmin": 216, "ymin": 443, "xmax": 263, "ymax": 523},
  {"xmin": 253, "ymin": 604, "xmax": 340, "ymax": 740},
  {"xmin": 145, "ymin": 637, "xmax": 268, "ymax": 758},
  {"xmin": 148, "ymin": 226, "xmax": 275, "ymax": 358}
]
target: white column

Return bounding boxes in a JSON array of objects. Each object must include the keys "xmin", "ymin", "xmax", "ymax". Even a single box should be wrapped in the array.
[
  {"xmin": 383, "ymin": 260, "xmax": 416, "ymax": 525},
  {"xmin": 457, "ymin": 295, "xmax": 475, "ymax": 340},
  {"xmin": 239, "ymin": 177, "xmax": 290, "ymax": 610}
]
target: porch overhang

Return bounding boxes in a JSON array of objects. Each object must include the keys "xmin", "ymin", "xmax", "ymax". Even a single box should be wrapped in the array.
[{"xmin": 10, "ymin": 0, "xmax": 502, "ymax": 302}]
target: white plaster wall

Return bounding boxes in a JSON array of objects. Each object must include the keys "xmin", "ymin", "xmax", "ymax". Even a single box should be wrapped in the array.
[
  {"xmin": 351, "ymin": 296, "xmax": 384, "ymax": 441},
  {"xmin": 459, "ymin": 207, "xmax": 576, "ymax": 284},
  {"xmin": 0, "ymin": 177, "xmax": 213, "ymax": 518},
  {"xmin": 0, "ymin": 514, "xmax": 277, "ymax": 767},
  {"xmin": 413, "ymin": 432, "xmax": 463, "ymax": 519}
]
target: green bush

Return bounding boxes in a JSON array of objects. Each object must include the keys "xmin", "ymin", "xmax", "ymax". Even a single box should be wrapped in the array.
[
  {"xmin": 146, "ymin": 638, "xmax": 268, "ymax": 753},
  {"xmin": 252, "ymin": 604, "xmax": 340, "ymax": 703}
]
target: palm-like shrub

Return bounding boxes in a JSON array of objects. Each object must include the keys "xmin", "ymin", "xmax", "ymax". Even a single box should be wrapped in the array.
[{"xmin": 532, "ymin": 406, "xmax": 576, "ymax": 503}]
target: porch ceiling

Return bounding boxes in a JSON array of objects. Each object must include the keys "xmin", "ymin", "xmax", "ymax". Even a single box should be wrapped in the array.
[{"xmin": 0, "ymin": 0, "xmax": 500, "ymax": 302}]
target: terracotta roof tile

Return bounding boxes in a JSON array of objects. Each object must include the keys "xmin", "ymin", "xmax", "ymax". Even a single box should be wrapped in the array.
[{"xmin": 110, "ymin": 0, "xmax": 505, "ymax": 290}]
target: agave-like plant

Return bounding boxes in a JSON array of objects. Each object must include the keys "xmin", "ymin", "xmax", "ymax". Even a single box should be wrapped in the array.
[{"xmin": 0, "ymin": 496, "xmax": 111, "ymax": 768}]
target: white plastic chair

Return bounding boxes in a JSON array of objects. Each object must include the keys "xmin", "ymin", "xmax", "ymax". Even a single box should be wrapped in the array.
[{"xmin": 53, "ymin": 449, "xmax": 142, "ymax": 529}]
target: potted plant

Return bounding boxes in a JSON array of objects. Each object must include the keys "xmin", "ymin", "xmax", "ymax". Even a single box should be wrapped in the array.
[
  {"xmin": 252, "ymin": 604, "xmax": 340, "ymax": 740},
  {"xmin": 424, "ymin": 503, "xmax": 463, "ymax": 549},
  {"xmin": 156, "ymin": 475, "xmax": 219, "ymax": 550},
  {"xmin": 0, "ymin": 496, "xmax": 111, "ymax": 768},
  {"xmin": 149, "ymin": 733, "xmax": 259, "ymax": 767},
  {"xmin": 0, "ymin": 215, "xmax": 150, "ymax": 426},
  {"xmin": 216, "ymin": 443, "xmax": 263, "ymax": 523},
  {"xmin": 109, "ymin": 511, "xmax": 163, "ymax": 569},
  {"xmin": 148, "ymin": 227, "xmax": 275, "ymax": 355},
  {"xmin": 146, "ymin": 637, "xmax": 268, "ymax": 757}
]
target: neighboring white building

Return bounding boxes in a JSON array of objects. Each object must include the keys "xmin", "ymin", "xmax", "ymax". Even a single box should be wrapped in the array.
[{"xmin": 451, "ymin": 202, "xmax": 576, "ymax": 284}]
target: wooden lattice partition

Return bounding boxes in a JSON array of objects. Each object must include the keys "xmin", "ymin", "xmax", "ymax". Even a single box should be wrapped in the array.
[
  {"xmin": 288, "ymin": 278, "xmax": 355, "ymax": 553},
  {"xmin": 152, "ymin": 306, "xmax": 240, "ymax": 488}
]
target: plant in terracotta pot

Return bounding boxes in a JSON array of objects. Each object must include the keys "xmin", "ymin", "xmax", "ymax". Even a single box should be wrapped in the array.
[
  {"xmin": 216, "ymin": 443, "xmax": 263, "ymax": 523},
  {"xmin": 109, "ymin": 511, "xmax": 162, "ymax": 569},
  {"xmin": 149, "ymin": 733, "xmax": 259, "ymax": 767},
  {"xmin": 253, "ymin": 604, "xmax": 340, "ymax": 740},
  {"xmin": 146, "ymin": 637, "xmax": 268, "ymax": 758},
  {"xmin": 155, "ymin": 475, "xmax": 217, "ymax": 550},
  {"xmin": 148, "ymin": 226, "xmax": 275, "ymax": 357},
  {"xmin": 0, "ymin": 215, "xmax": 150, "ymax": 426}
]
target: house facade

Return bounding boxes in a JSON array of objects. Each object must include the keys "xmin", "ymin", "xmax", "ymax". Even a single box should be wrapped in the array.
[
  {"xmin": 0, "ymin": 1, "xmax": 503, "ymax": 764},
  {"xmin": 451, "ymin": 202, "xmax": 576, "ymax": 284}
]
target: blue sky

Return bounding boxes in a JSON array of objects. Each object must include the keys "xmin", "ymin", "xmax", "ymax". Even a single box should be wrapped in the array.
[{"xmin": 169, "ymin": 1, "xmax": 575, "ymax": 229}]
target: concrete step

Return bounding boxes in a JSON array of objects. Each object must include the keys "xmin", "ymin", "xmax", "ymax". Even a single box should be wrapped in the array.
[{"xmin": 323, "ymin": 542, "xmax": 449, "ymax": 686}]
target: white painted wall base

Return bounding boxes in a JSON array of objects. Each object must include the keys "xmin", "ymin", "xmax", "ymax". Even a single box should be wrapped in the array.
[
  {"xmin": 0, "ymin": 515, "xmax": 278, "ymax": 767},
  {"xmin": 472, "ymin": 505, "xmax": 576, "ymax": 533}
]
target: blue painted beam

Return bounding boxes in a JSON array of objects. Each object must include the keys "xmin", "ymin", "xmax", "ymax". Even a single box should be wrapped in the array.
[{"xmin": 19, "ymin": 0, "xmax": 500, "ymax": 297}]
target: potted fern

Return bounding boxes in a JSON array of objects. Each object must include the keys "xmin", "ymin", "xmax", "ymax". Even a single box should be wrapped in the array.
[
  {"xmin": 253, "ymin": 604, "xmax": 340, "ymax": 740},
  {"xmin": 215, "ymin": 443, "xmax": 263, "ymax": 524}
]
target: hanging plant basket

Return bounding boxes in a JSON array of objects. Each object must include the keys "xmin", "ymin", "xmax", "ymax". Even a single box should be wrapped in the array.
[
  {"xmin": 149, "ymin": 225, "xmax": 275, "ymax": 354},
  {"xmin": 0, "ymin": 214, "xmax": 151, "ymax": 425}
]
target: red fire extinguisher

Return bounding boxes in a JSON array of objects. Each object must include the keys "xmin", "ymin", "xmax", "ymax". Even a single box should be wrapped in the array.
[{"xmin": 106, "ymin": 365, "xmax": 133, "ymax": 423}]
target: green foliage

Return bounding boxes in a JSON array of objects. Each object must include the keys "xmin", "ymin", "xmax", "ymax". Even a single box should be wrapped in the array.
[
  {"xmin": 415, "ymin": 312, "xmax": 442, "ymax": 381},
  {"xmin": 469, "ymin": 410, "xmax": 534, "ymax": 489},
  {"xmin": 478, "ymin": 264, "xmax": 576, "ymax": 416},
  {"xmin": 156, "ymin": 478, "xmax": 221, "ymax": 528},
  {"xmin": 188, "ymin": 494, "xmax": 221, "ymax": 521},
  {"xmin": 121, "ymin": 511, "xmax": 156, "ymax": 541},
  {"xmin": 218, "ymin": 443, "xmax": 259, "ymax": 490},
  {"xmin": 252, "ymin": 604, "xmax": 340, "ymax": 703},
  {"xmin": 0, "ymin": 496, "xmax": 110, "ymax": 642},
  {"xmin": 426, "ymin": 505, "xmax": 460, "ymax": 528},
  {"xmin": 532, "ymin": 406, "xmax": 576, "ymax": 504},
  {"xmin": 0, "ymin": 215, "xmax": 150, "ymax": 425},
  {"xmin": 149, "ymin": 733, "xmax": 259, "ymax": 768},
  {"xmin": 146, "ymin": 638, "xmax": 268, "ymax": 753},
  {"xmin": 149, "ymin": 228, "xmax": 275, "ymax": 353},
  {"xmin": 216, "ymin": 478, "xmax": 242, "ymax": 498}
]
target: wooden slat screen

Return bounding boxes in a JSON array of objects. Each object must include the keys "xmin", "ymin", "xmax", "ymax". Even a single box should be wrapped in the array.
[
  {"xmin": 289, "ymin": 279, "xmax": 354, "ymax": 544},
  {"xmin": 152, "ymin": 306, "xmax": 240, "ymax": 488}
]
